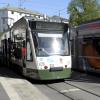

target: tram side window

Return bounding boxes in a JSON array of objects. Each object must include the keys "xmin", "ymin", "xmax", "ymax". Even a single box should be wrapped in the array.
[{"xmin": 26, "ymin": 41, "xmax": 32, "ymax": 61}]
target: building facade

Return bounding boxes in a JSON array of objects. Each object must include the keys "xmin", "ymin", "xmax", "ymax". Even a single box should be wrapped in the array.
[{"xmin": 0, "ymin": 6, "xmax": 44, "ymax": 32}]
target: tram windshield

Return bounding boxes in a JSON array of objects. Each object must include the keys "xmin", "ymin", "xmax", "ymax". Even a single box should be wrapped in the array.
[{"xmin": 32, "ymin": 32, "xmax": 69, "ymax": 56}]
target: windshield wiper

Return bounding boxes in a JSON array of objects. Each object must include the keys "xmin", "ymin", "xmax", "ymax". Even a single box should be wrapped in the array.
[{"xmin": 38, "ymin": 48, "xmax": 50, "ymax": 56}]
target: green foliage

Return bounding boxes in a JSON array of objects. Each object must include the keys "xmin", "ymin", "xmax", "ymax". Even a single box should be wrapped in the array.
[{"xmin": 68, "ymin": 0, "xmax": 100, "ymax": 25}]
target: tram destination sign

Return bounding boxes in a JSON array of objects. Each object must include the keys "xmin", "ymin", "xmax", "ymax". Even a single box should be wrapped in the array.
[{"xmin": 29, "ymin": 21, "xmax": 66, "ymax": 31}]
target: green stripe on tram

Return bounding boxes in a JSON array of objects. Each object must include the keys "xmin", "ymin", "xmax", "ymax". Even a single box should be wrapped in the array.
[{"xmin": 38, "ymin": 68, "xmax": 71, "ymax": 80}]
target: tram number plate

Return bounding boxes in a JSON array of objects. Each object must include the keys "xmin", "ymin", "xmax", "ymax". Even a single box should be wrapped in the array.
[{"xmin": 50, "ymin": 67, "xmax": 63, "ymax": 72}]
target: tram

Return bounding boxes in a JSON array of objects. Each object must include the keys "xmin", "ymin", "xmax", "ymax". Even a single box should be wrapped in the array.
[
  {"xmin": 71, "ymin": 19, "xmax": 100, "ymax": 74},
  {"xmin": 0, "ymin": 16, "xmax": 71, "ymax": 80}
]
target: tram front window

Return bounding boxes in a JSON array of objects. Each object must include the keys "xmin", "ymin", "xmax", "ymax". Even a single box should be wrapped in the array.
[{"xmin": 34, "ymin": 33, "xmax": 69, "ymax": 56}]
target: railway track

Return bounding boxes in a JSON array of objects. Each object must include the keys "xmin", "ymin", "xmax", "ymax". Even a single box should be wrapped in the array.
[
  {"xmin": 45, "ymin": 79, "xmax": 100, "ymax": 100},
  {"xmin": 64, "ymin": 81, "xmax": 100, "ymax": 98},
  {"xmin": 46, "ymin": 83, "xmax": 74, "ymax": 100}
]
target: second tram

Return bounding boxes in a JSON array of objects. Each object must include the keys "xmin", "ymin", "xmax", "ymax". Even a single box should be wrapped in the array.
[{"xmin": 71, "ymin": 19, "xmax": 100, "ymax": 74}]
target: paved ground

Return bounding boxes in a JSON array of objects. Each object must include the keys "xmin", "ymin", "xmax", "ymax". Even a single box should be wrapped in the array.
[
  {"xmin": 65, "ymin": 71, "xmax": 100, "ymax": 97},
  {"xmin": 0, "ymin": 66, "xmax": 100, "ymax": 100}
]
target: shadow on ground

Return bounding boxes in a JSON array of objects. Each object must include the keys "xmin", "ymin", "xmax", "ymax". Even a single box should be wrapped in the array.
[
  {"xmin": 0, "ymin": 63, "xmax": 100, "ymax": 84},
  {"xmin": 0, "ymin": 64, "xmax": 23, "ymax": 79},
  {"xmin": 65, "ymin": 70, "xmax": 100, "ymax": 84}
]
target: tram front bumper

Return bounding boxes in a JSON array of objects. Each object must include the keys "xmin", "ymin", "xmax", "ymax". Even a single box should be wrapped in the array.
[{"xmin": 38, "ymin": 68, "xmax": 71, "ymax": 80}]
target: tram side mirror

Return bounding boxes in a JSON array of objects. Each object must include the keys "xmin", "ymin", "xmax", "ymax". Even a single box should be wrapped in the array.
[{"xmin": 14, "ymin": 34, "xmax": 24, "ymax": 40}]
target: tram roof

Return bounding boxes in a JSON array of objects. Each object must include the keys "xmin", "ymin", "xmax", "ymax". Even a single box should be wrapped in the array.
[
  {"xmin": 76, "ymin": 19, "xmax": 100, "ymax": 36},
  {"xmin": 11, "ymin": 16, "xmax": 69, "ymax": 32},
  {"xmin": 13, "ymin": 16, "xmax": 68, "ymax": 24},
  {"xmin": 77, "ymin": 20, "xmax": 100, "ymax": 30}
]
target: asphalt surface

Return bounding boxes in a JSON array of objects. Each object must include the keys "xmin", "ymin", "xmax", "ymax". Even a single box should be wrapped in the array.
[
  {"xmin": 0, "ymin": 66, "xmax": 100, "ymax": 100},
  {"xmin": 65, "ymin": 71, "xmax": 100, "ymax": 97}
]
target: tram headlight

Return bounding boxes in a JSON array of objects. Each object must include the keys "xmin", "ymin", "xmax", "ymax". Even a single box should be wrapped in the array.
[
  {"xmin": 44, "ymin": 66, "xmax": 48, "ymax": 69},
  {"xmin": 65, "ymin": 65, "xmax": 67, "ymax": 68}
]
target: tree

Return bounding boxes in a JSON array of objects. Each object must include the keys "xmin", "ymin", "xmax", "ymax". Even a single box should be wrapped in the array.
[{"xmin": 68, "ymin": 0, "xmax": 100, "ymax": 25}]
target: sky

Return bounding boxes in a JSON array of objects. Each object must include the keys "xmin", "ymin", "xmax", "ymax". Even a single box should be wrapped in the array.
[{"xmin": 0, "ymin": 0, "xmax": 71, "ymax": 18}]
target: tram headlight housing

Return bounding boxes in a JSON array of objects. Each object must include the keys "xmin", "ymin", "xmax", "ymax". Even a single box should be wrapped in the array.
[{"xmin": 44, "ymin": 66, "xmax": 48, "ymax": 69}]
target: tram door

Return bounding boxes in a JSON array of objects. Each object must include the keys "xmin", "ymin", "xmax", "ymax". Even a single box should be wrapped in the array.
[{"xmin": 72, "ymin": 35, "xmax": 90, "ymax": 71}]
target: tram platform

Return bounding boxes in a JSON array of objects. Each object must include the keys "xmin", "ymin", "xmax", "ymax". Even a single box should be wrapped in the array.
[
  {"xmin": 0, "ymin": 82, "xmax": 10, "ymax": 100},
  {"xmin": 0, "ymin": 67, "xmax": 49, "ymax": 100}
]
